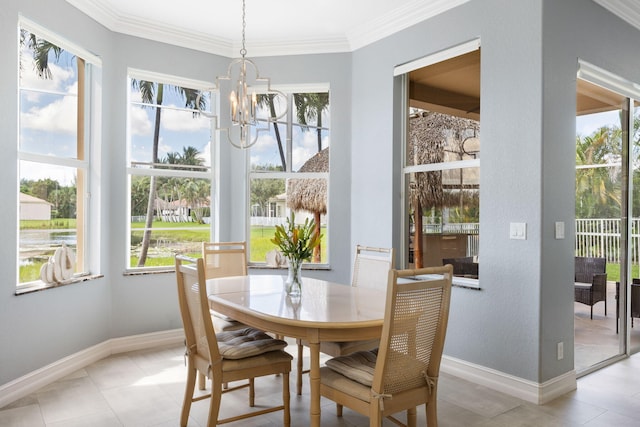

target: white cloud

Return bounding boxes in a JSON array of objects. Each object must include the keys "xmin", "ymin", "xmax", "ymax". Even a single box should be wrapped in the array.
[
  {"xmin": 20, "ymin": 94, "xmax": 77, "ymax": 134},
  {"xmin": 161, "ymin": 104, "xmax": 212, "ymax": 132},
  {"xmin": 130, "ymin": 106, "xmax": 152, "ymax": 136},
  {"xmin": 20, "ymin": 52, "xmax": 74, "ymax": 94}
]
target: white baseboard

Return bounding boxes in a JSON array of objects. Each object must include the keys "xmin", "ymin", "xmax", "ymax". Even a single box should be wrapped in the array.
[
  {"xmin": 441, "ymin": 355, "xmax": 577, "ymax": 404},
  {"xmin": 0, "ymin": 329, "xmax": 184, "ymax": 409},
  {"xmin": 1, "ymin": 331, "xmax": 577, "ymax": 409}
]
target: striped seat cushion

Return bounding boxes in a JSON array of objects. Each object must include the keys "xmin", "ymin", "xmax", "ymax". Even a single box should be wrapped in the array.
[
  {"xmin": 325, "ymin": 349, "xmax": 378, "ymax": 386},
  {"xmin": 217, "ymin": 328, "xmax": 288, "ymax": 360}
]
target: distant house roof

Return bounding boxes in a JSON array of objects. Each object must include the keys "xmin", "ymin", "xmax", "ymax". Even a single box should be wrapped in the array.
[{"xmin": 20, "ymin": 193, "xmax": 53, "ymax": 206}]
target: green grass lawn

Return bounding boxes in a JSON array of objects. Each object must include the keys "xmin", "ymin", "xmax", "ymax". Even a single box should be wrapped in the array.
[{"xmin": 606, "ymin": 263, "xmax": 640, "ymax": 283}]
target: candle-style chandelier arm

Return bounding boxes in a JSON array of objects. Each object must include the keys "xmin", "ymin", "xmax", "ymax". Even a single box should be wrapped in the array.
[{"xmin": 194, "ymin": 0, "xmax": 288, "ymax": 149}]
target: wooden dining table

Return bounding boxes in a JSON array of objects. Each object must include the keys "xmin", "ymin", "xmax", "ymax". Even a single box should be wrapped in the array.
[{"xmin": 206, "ymin": 274, "xmax": 386, "ymax": 427}]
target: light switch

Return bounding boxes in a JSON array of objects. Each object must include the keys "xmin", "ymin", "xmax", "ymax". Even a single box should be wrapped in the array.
[
  {"xmin": 509, "ymin": 222, "xmax": 527, "ymax": 240},
  {"xmin": 555, "ymin": 221, "xmax": 565, "ymax": 239}
]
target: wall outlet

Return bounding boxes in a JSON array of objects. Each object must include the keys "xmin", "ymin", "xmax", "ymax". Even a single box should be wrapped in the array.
[{"xmin": 557, "ymin": 342, "xmax": 564, "ymax": 360}]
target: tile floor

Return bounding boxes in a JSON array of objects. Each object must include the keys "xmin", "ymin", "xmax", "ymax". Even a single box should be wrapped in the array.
[
  {"xmin": 574, "ymin": 281, "xmax": 640, "ymax": 372},
  {"xmin": 2, "ymin": 340, "xmax": 640, "ymax": 427}
]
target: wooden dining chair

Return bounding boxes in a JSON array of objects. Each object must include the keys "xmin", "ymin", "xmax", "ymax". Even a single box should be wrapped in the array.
[
  {"xmin": 202, "ymin": 241, "xmax": 249, "ymax": 333},
  {"xmin": 319, "ymin": 265, "xmax": 453, "ymax": 427},
  {"xmin": 296, "ymin": 245, "xmax": 394, "ymax": 394},
  {"xmin": 175, "ymin": 255, "xmax": 292, "ymax": 427}
]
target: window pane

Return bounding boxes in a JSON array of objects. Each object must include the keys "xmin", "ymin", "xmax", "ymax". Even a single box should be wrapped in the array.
[
  {"xmin": 19, "ymin": 161, "xmax": 80, "ymax": 283},
  {"xmin": 407, "ymin": 111, "xmax": 479, "ymax": 167},
  {"xmin": 249, "ymin": 177, "xmax": 327, "ymax": 263},
  {"xmin": 250, "ymin": 124, "xmax": 288, "ymax": 171},
  {"xmin": 130, "ymin": 229, "xmax": 208, "ymax": 268},
  {"xmin": 249, "ymin": 91, "xmax": 330, "ymax": 265},
  {"xmin": 19, "ymin": 91, "xmax": 78, "ymax": 158},
  {"xmin": 130, "ymin": 175, "xmax": 211, "ymax": 268},
  {"xmin": 408, "ymin": 167, "xmax": 479, "ymax": 273},
  {"xmin": 292, "ymin": 124, "xmax": 330, "ymax": 171},
  {"xmin": 129, "ymin": 83, "xmax": 211, "ymax": 169}
]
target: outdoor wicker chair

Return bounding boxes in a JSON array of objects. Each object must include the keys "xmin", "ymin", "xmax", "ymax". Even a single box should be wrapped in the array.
[
  {"xmin": 574, "ymin": 273, "xmax": 607, "ymax": 319},
  {"xmin": 574, "ymin": 256, "xmax": 607, "ymax": 319}
]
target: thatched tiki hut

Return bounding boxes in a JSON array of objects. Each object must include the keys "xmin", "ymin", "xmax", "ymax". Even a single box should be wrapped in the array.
[
  {"xmin": 409, "ymin": 111, "xmax": 479, "ymax": 268},
  {"xmin": 287, "ymin": 147, "xmax": 328, "ymax": 263}
]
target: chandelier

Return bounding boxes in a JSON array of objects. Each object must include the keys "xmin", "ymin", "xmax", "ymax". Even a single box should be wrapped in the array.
[{"xmin": 199, "ymin": 0, "xmax": 287, "ymax": 149}]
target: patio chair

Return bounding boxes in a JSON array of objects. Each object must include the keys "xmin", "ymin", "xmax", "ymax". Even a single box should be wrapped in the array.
[
  {"xmin": 175, "ymin": 255, "xmax": 292, "ymax": 427},
  {"xmin": 296, "ymin": 245, "xmax": 394, "ymax": 395},
  {"xmin": 320, "ymin": 265, "xmax": 453, "ymax": 427},
  {"xmin": 575, "ymin": 273, "xmax": 607, "ymax": 319}
]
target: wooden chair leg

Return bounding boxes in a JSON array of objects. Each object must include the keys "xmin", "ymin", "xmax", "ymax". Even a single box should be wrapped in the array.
[
  {"xmin": 207, "ymin": 383, "xmax": 223, "ymax": 427},
  {"xmin": 249, "ymin": 378, "xmax": 255, "ymax": 407},
  {"xmin": 283, "ymin": 372, "xmax": 291, "ymax": 427},
  {"xmin": 407, "ymin": 407, "xmax": 417, "ymax": 427},
  {"xmin": 198, "ymin": 372, "xmax": 206, "ymax": 390},
  {"xmin": 336, "ymin": 403, "xmax": 343, "ymax": 417},
  {"xmin": 180, "ymin": 365, "xmax": 197, "ymax": 427},
  {"xmin": 426, "ymin": 399, "xmax": 438, "ymax": 427},
  {"xmin": 297, "ymin": 340, "xmax": 304, "ymax": 395}
]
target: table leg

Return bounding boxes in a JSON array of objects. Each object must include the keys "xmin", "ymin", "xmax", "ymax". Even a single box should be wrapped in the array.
[{"xmin": 308, "ymin": 340, "xmax": 321, "ymax": 427}]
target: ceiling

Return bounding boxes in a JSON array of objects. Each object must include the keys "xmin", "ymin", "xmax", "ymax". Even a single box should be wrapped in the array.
[
  {"xmin": 64, "ymin": 0, "xmax": 640, "ymax": 58},
  {"xmin": 63, "ymin": 0, "xmax": 640, "ymax": 118}
]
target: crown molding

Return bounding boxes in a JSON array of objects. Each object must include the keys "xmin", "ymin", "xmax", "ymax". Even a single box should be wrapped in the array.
[
  {"xmin": 594, "ymin": 0, "xmax": 640, "ymax": 31},
  {"xmin": 66, "ymin": 0, "xmax": 472, "ymax": 57},
  {"xmin": 347, "ymin": 0, "xmax": 470, "ymax": 50}
]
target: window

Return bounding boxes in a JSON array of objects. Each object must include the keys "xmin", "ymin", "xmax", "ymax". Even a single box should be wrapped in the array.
[
  {"xmin": 248, "ymin": 88, "xmax": 330, "ymax": 265},
  {"xmin": 17, "ymin": 20, "xmax": 101, "ymax": 291},
  {"xmin": 127, "ymin": 70, "xmax": 213, "ymax": 271},
  {"xmin": 399, "ymin": 42, "xmax": 481, "ymax": 287}
]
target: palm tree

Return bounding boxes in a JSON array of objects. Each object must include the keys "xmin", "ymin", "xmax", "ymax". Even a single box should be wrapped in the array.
[
  {"xmin": 132, "ymin": 81, "xmax": 207, "ymax": 266},
  {"xmin": 257, "ymin": 94, "xmax": 286, "ymax": 170},
  {"xmin": 294, "ymin": 93, "xmax": 329, "ymax": 153},
  {"xmin": 575, "ymin": 126, "xmax": 622, "ymax": 219},
  {"xmin": 20, "ymin": 30, "xmax": 63, "ymax": 79}
]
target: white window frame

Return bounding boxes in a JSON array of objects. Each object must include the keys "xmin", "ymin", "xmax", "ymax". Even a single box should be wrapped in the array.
[
  {"xmin": 247, "ymin": 84, "xmax": 330, "ymax": 267},
  {"xmin": 17, "ymin": 18, "xmax": 102, "ymax": 293},
  {"xmin": 125, "ymin": 69, "xmax": 216, "ymax": 273},
  {"xmin": 397, "ymin": 40, "xmax": 481, "ymax": 289}
]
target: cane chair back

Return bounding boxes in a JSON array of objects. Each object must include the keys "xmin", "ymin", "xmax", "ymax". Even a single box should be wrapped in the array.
[
  {"xmin": 202, "ymin": 241, "xmax": 247, "ymax": 279},
  {"xmin": 175, "ymin": 255, "xmax": 292, "ymax": 427},
  {"xmin": 320, "ymin": 265, "xmax": 453, "ymax": 427},
  {"xmin": 352, "ymin": 245, "xmax": 395, "ymax": 290},
  {"xmin": 296, "ymin": 245, "xmax": 394, "ymax": 395}
]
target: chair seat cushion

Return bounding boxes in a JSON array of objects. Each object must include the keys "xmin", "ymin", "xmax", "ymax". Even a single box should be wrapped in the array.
[
  {"xmin": 320, "ymin": 366, "xmax": 372, "ymax": 402},
  {"xmin": 212, "ymin": 315, "xmax": 247, "ymax": 332},
  {"xmin": 325, "ymin": 349, "xmax": 378, "ymax": 386},
  {"xmin": 217, "ymin": 328, "xmax": 288, "ymax": 360},
  {"xmin": 319, "ymin": 338, "xmax": 380, "ymax": 357}
]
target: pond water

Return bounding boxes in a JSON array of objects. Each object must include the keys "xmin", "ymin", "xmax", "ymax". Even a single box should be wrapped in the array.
[{"xmin": 19, "ymin": 229, "xmax": 76, "ymax": 265}]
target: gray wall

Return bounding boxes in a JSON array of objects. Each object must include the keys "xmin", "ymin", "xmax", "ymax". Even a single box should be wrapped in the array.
[{"xmin": 2, "ymin": 0, "xmax": 640, "ymax": 389}]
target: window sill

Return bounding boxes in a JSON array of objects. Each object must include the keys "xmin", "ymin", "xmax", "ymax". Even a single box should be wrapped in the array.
[
  {"xmin": 452, "ymin": 276, "xmax": 481, "ymax": 290},
  {"xmin": 123, "ymin": 268, "xmax": 174, "ymax": 276},
  {"xmin": 15, "ymin": 274, "xmax": 104, "ymax": 296},
  {"xmin": 250, "ymin": 264, "xmax": 331, "ymax": 271}
]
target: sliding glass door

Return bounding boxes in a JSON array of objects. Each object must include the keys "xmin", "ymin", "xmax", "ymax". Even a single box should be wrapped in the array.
[{"xmin": 575, "ymin": 63, "xmax": 640, "ymax": 374}]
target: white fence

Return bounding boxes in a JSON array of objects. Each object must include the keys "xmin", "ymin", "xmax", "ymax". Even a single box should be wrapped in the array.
[
  {"xmin": 575, "ymin": 218, "xmax": 640, "ymax": 263},
  {"xmin": 422, "ymin": 219, "xmax": 640, "ymax": 262}
]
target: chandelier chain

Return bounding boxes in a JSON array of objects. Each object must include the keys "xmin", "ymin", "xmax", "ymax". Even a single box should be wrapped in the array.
[{"xmin": 240, "ymin": 0, "xmax": 247, "ymax": 57}]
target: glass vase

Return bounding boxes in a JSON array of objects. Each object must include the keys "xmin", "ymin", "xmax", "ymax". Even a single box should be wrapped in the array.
[{"xmin": 286, "ymin": 257, "xmax": 303, "ymax": 297}]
